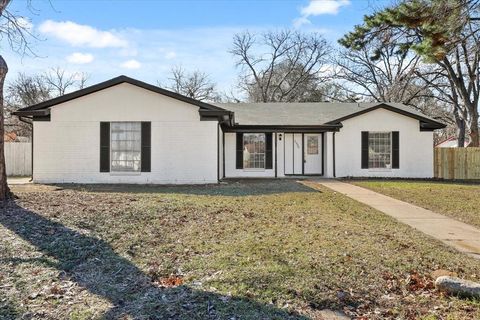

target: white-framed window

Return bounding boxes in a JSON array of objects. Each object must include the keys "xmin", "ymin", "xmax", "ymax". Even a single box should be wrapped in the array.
[
  {"xmin": 368, "ymin": 132, "xmax": 392, "ymax": 169},
  {"xmin": 243, "ymin": 133, "xmax": 265, "ymax": 169},
  {"xmin": 110, "ymin": 122, "xmax": 141, "ymax": 172}
]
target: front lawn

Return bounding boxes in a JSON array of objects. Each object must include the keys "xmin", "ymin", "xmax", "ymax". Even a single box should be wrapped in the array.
[
  {"xmin": 1, "ymin": 180, "xmax": 479, "ymax": 319},
  {"xmin": 351, "ymin": 180, "xmax": 480, "ymax": 229}
]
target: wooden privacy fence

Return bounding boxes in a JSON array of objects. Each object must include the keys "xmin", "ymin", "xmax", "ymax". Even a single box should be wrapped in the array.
[
  {"xmin": 4, "ymin": 142, "xmax": 32, "ymax": 176},
  {"xmin": 434, "ymin": 147, "xmax": 480, "ymax": 180}
]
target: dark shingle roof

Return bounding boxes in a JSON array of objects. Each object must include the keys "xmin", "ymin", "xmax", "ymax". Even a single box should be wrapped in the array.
[{"xmin": 215, "ymin": 102, "xmax": 444, "ymax": 128}]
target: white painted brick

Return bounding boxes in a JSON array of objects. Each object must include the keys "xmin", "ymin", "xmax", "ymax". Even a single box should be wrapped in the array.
[{"xmin": 34, "ymin": 83, "xmax": 218, "ymax": 184}]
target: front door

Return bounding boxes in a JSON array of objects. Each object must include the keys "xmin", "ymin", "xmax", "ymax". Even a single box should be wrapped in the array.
[{"xmin": 304, "ymin": 134, "xmax": 322, "ymax": 174}]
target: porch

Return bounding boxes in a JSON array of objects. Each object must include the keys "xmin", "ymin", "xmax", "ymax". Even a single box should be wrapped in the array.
[{"xmin": 220, "ymin": 130, "xmax": 337, "ymax": 179}]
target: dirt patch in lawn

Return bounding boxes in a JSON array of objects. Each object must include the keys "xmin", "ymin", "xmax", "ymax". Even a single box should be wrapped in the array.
[
  {"xmin": 351, "ymin": 180, "xmax": 480, "ymax": 229},
  {"xmin": 2, "ymin": 180, "xmax": 480, "ymax": 319}
]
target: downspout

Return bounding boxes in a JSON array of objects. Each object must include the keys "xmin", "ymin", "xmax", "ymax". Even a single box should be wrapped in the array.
[
  {"xmin": 332, "ymin": 132, "xmax": 336, "ymax": 178},
  {"xmin": 18, "ymin": 116, "xmax": 33, "ymax": 182},
  {"xmin": 217, "ymin": 123, "xmax": 220, "ymax": 183},
  {"xmin": 222, "ymin": 130, "xmax": 225, "ymax": 179},
  {"xmin": 274, "ymin": 132, "xmax": 277, "ymax": 178}
]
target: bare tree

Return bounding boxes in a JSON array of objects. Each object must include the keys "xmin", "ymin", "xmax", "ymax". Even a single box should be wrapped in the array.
[
  {"xmin": 44, "ymin": 67, "xmax": 90, "ymax": 96},
  {"xmin": 414, "ymin": 66, "xmax": 469, "ymax": 146},
  {"xmin": 336, "ymin": 33, "xmax": 433, "ymax": 105},
  {"xmin": 163, "ymin": 66, "xmax": 220, "ymax": 102},
  {"xmin": 5, "ymin": 69, "xmax": 90, "ymax": 140},
  {"xmin": 7, "ymin": 73, "xmax": 51, "ymax": 107},
  {"xmin": 439, "ymin": 35, "xmax": 480, "ymax": 146},
  {"xmin": 4, "ymin": 73, "xmax": 51, "ymax": 137},
  {"xmin": 231, "ymin": 30, "xmax": 332, "ymax": 102},
  {"xmin": 1, "ymin": 0, "xmax": 36, "ymax": 201}
]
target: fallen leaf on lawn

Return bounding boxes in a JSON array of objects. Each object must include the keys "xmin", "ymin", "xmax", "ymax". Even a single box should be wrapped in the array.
[{"xmin": 158, "ymin": 275, "xmax": 183, "ymax": 287}]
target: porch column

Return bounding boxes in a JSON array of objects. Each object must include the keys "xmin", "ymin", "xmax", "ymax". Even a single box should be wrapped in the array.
[{"xmin": 323, "ymin": 132, "xmax": 335, "ymax": 177}]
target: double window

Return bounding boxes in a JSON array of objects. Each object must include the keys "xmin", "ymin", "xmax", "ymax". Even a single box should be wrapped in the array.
[{"xmin": 243, "ymin": 133, "xmax": 266, "ymax": 169}]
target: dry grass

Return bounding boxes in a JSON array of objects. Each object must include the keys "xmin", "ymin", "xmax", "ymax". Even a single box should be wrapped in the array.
[
  {"xmin": 1, "ymin": 180, "xmax": 479, "ymax": 320},
  {"xmin": 351, "ymin": 180, "xmax": 480, "ymax": 228}
]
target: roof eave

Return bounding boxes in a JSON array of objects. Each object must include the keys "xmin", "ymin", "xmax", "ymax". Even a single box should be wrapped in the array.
[
  {"xmin": 325, "ymin": 103, "xmax": 446, "ymax": 130},
  {"xmin": 222, "ymin": 124, "xmax": 342, "ymax": 132},
  {"xmin": 12, "ymin": 109, "xmax": 51, "ymax": 117},
  {"xmin": 199, "ymin": 110, "xmax": 234, "ymax": 123},
  {"xmin": 420, "ymin": 121, "xmax": 447, "ymax": 131}
]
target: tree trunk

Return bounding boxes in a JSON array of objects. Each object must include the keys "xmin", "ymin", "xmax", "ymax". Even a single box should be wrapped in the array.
[
  {"xmin": 0, "ymin": 55, "xmax": 11, "ymax": 201},
  {"xmin": 453, "ymin": 105, "xmax": 466, "ymax": 147},
  {"xmin": 469, "ymin": 111, "xmax": 480, "ymax": 147},
  {"xmin": 457, "ymin": 118, "xmax": 466, "ymax": 147}
]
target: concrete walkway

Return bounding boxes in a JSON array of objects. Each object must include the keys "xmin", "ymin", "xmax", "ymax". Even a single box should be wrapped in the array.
[{"xmin": 316, "ymin": 180, "xmax": 480, "ymax": 260}]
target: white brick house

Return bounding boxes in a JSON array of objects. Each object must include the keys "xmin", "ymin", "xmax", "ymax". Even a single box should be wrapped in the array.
[{"xmin": 13, "ymin": 76, "xmax": 445, "ymax": 184}]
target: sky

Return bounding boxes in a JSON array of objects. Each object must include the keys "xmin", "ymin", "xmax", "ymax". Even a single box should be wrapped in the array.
[{"xmin": 3, "ymin": 0, "xmax": 389, "ymax": 95}]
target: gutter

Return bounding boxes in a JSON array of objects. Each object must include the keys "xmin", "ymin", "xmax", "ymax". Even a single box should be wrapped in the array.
[
  {"xmin": 199, "ymin": 110, "xmax": 234, "ymax": 125},
  {"xmin": 221, "ymin": 124, "xmax": 343, "ymax": 133},
  {"xmin": 12, "ymin": 109, "xmax": 50, "ymax": 117}
]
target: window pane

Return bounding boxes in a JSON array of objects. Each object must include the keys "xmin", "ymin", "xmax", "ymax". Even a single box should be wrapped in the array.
[
  {"xmin": 368, "ymin": 132, "xmax": 391, "ymax": 169},
  {"xmin": 111, "ymin": 122, "xmax": 142, "ymax": 172},
  {"xmin": 307, "ymin": 136, "xmax": 319, "ymax": 154},
  {"xmin": 243, "ymin": 133, "xmax": 266, "ymax": 169}
]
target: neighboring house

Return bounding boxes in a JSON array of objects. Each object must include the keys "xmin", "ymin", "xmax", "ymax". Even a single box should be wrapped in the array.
[
  {"xmin": 435, "ymin": 136, "xmax": 470, "ymax": 148},
  {"xmin": 13, "ymin": 76, "xmax": 445, "ymax": 184},
  {"xmin": 4, "ymin": 131, "xmax": 30, "ymax": 142},
  {"xmin": 4, "ymin": 131, "xmax": 17, "ymax": 142}
]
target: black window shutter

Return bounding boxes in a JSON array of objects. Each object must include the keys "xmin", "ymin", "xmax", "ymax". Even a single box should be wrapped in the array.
[
  {"xmin": 361, "ymin": 131, "xmax": 369, "ymax": 169},
  {"xmin": 236, "ymin": 133, "xmax": 243, "ymax": 169},
  {"xmin": 141, "ymin": 122, "xmax": 151, "ymax": 172},
  {"xmin": 100, "ymin": 122, "xmax": 110, "ymax": 172},
  {"xmin": 265, "ymin": 133, "xmax": 273, "ymax": 169},
  {"xmin": 392, "ymin": 131, "xmax": 399, "ymax": 169}
]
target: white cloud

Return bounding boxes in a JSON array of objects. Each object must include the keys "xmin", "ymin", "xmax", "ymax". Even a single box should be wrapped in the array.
[
  {"xmin": 293, "ymin": 16, "xmax": 311, "ymax": 28},
  {"xmin": 295, "ymin": 0, "xmax": 350, "ymax": 27},
  {"xmin": 165, "ymin": 51, "xmax": 176, "ymax": 59},
  {"xmin": 120, "ymin": 59, "xmax": 141, "ymax": 69},
  {"xmin": 301, "ymin": 0, "xmax": 350, "ymax": 15},
  {"xmin": 66, "ymin": 52, "xmax": 94, "ymax": 64},
  {"xmin": 38, "ymin": 20, "xmax": 128, "ymax": 48}
]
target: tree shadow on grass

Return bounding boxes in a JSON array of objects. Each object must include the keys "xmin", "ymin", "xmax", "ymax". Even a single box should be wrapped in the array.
[
  {"xmin": 0, "ymin": 201, "xmax": 308, "ymax": 319},
  {"xmin": 0, "ymin": 297, "xmax": 25, "ymax": 320},
  {"xmin": 50, "ymin": 179, "xmax": 319, "ymax": 197}
]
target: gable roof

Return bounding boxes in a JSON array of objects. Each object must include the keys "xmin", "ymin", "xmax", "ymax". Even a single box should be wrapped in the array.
[
  {"xmin": 13, "ymin": 75, "xmax": 228, "ymax": 117},
  {"xmin": 215, "ymin": 102, "xmax": 446, "ymax": 130},
  {"xmin": 12, "ymin": 75, "xmax": 445, "ymax": 130}
]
